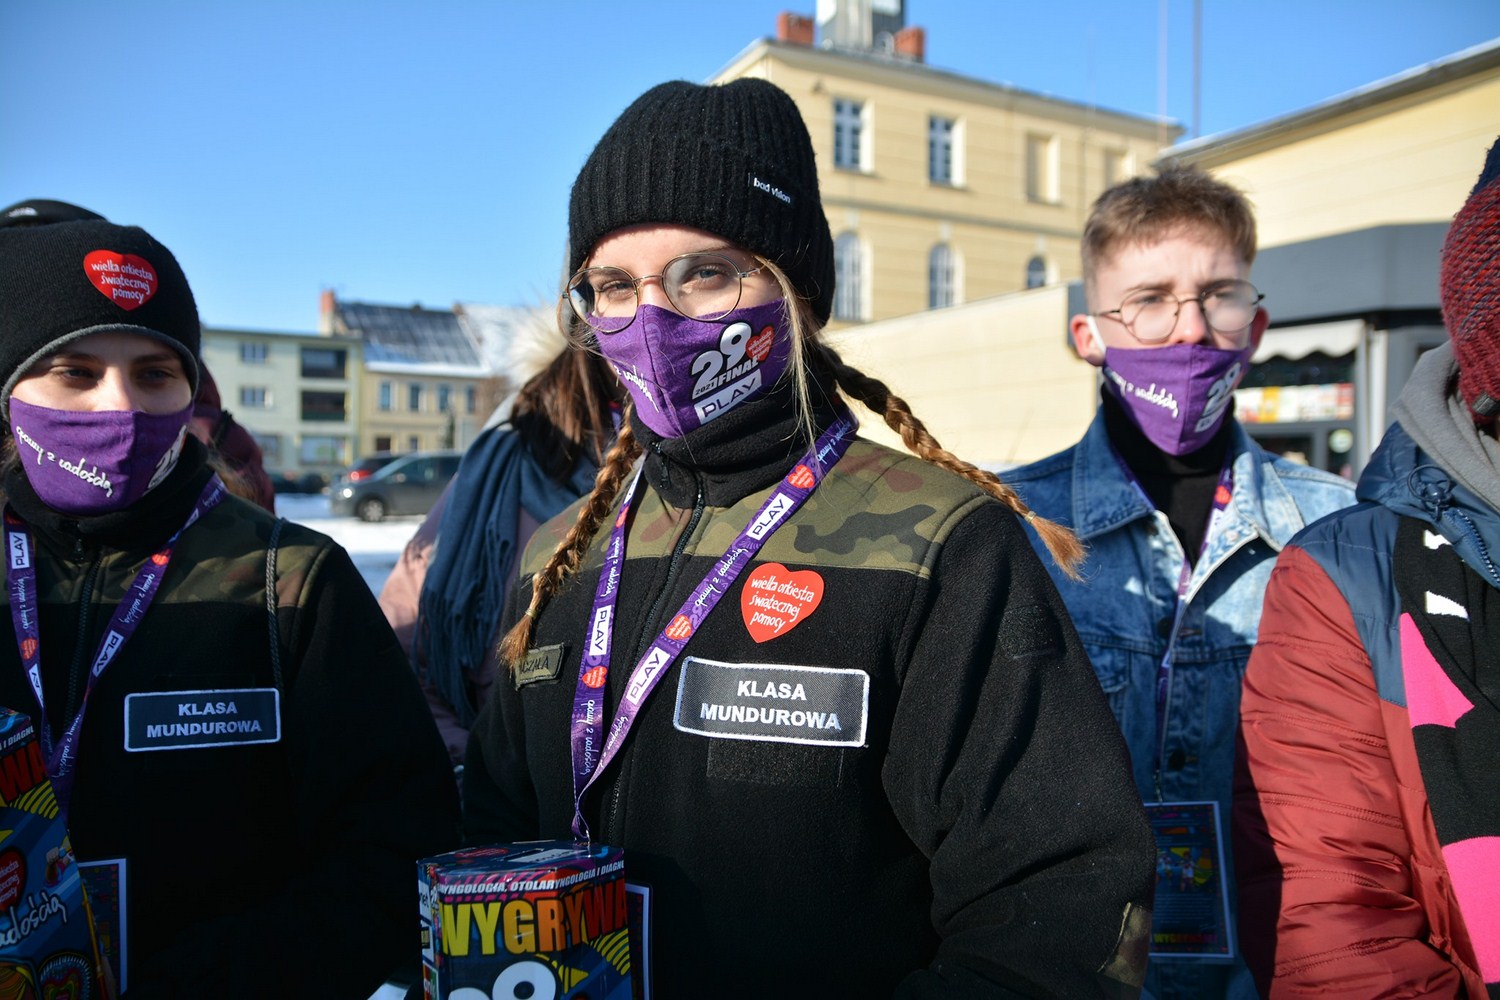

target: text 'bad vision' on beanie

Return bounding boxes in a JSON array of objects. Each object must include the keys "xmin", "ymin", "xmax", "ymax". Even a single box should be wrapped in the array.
[
  {"xmin": 568, "ymin": 77, "xmax": 836, "ymax": 325},
  {"xmin": 1443, "ymin": 136, "xmax": 1500, "ymax": 425},
  {"xmin": 0, "ymin": 219, "xmax": 201, "ymax": 419}
]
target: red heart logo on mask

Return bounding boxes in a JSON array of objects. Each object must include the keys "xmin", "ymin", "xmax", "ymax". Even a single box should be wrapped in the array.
[
  {"xmin": 746, "ymin": 325, "xmax": 774, "ymax": 363},
  {"xmin": 82, "ymin": 250, "xmax": 158, "ymax": 311},
  {"xmin": 740, "ymin": 563, "xmax": 823, "ymax": 643}
]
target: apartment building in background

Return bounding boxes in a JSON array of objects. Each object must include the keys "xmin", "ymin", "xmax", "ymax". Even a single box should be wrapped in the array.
[
  {"xmin": 1169, "ymin": 37, "xmax": 1500, "ymax": 477},
  {"xmin": 834, "ymin": 34, "xmax": 1500, "ymax": 472},
  {"xmin": 199, "ymin": 326, "xmax": 362, "ymax": 479},
  {"xmin": 712, "ymin": 5, "xmax": 1171, "ymax": 327},
  {"xmin": 320, "ymin": 292, "xmax": 493, "ymax": 457}
]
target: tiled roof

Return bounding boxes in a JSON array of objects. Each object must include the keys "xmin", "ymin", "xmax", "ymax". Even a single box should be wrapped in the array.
[{"xmin": 335, "ymin": 300, "xmax": 487, "ymax": 376}]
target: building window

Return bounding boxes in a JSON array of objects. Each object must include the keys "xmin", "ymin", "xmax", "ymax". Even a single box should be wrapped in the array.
[
  {"xmin": 1104, "ymin": 148, "xmax": 1133, "ymax": 188},
  {"xmin": 1026, "ymin": 255, "xmax": 1049, "ymax": 289},
  {"xmin": 240, "ymin": 342, "xmax": 267, "ymax": 364},
  {"xmin": 378, "ymin": 381, "xmax": 393, "ymax": 412},
  {"xmin": 408, "ymin": 435, "xmax": 421, "ymax": 452},
  {"xmin": 374, "ymin": 435, "xmax": 393, "ymax": 452},
  {"xmin": 833, "ymin": 98, "xmax": 866, "ymax": 171},
  {"xmin": 299, "ymin": 435, "xmax": 348, "ymax": 466},
  {"xmin": 408, "ymin": 383, "xmax": 423, "ymax": 412},
  {"xmin": 239, "ymin": 386, "xmax": 269, "ymax": 409},
  {"xmin": 301, "ymin": 390, "xmax": 346, "ymax": 422},
  {"xmin": 1026, "ymin": 133, "xmax": 1061, "ymax": 204},
  {"xmin": 465, "ymin": 385, "xmax": 477, "ymax": 414},
  {"xmin": 300, "ymin": 347, "xmax": 346, "ymax": 379},
  {"xmin": 928, "ymin": 116, "xmax": 956, "ymax": 185},
  {"xmin": 833, "ymin": 232, "xmax": 865, "ymax": 322},
  {"xmin": 437, "ymin": 384, "xmax": 452, "ymax": 413},
  {"xmin": 928, "ymin": 244, "xmax": 956, "ymax": 309},
  {"xmin": 252, "ymin": 433, "xmax": 281, "ymax": 464}
]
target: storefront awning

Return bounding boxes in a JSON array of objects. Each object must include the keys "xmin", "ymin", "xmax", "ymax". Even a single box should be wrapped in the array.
[{"xmin": 1254, "ymin": 319, "xmax": 1364, "ymax": 363}]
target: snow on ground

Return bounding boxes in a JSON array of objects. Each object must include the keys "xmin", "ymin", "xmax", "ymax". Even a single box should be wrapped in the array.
[{"xmin": 272, "ymin": 493, "xmax": 423, "ymax": 597}]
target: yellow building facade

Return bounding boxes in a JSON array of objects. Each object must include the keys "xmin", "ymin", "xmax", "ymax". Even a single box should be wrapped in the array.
[
  {"xmin": 713, "ymin": 37, "xmax": 1168, "ymax": 326},
  {"xmin": 1172, "ymin": 40, "xmax": 1500, "ymax": 249}
]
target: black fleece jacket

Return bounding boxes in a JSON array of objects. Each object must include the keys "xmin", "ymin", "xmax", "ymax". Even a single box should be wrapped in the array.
[
  {"xmin": 463, "ymin": 385, "xmax": 1155, "ymax": 999},
  {"xmin": 0, "ymin": 439, "xmax": 459, "ymax": 998}
]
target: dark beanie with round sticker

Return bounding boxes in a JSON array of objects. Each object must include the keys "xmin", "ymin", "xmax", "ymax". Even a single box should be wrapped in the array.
[
  {"xmin": 568, "ymin": 77, "xmax": 836, "ymax": 325},
  {"xmin": 0, "ymin": 219, "xmax": 201, "ymax": 419}
]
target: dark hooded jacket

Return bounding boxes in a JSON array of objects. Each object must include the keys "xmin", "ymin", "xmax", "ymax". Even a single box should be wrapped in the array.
[{"xmin": 0, "ymin": 437, "xmax": 459, "ymax": 998}]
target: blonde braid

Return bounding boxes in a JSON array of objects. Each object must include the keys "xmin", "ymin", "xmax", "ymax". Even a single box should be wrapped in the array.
[
  {"xmin": 497, "ymin": 415, "xmax": 642, "ymax": 669},
  {"xmin": 816, "ymin": 344, "xmax": 1085, "ymax": 579}
]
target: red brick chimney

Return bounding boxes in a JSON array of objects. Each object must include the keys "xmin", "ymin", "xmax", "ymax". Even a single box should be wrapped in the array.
[
  {"xmin": 319, "ymin": 289, "xmax": 336, "ymax": 335},
  {"xmin": 894, "ymin": 26, "xmax": 925, "ymax": 63},
  {"xmin": 777, "ymin": 11, "xmax": 814, "ymax": 46}
]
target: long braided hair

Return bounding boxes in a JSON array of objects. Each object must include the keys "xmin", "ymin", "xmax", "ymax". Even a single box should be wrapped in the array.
[{"xmin": 497, "ymin": 258, "xmax": 1082, "ymax": 668}]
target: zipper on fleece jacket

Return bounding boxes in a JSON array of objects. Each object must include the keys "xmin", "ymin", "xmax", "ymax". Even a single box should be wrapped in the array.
[
  {"xmin": 603, "ymin": 470, "xmax": 706, "ymax": 847},
  {"xmin": 62, "ymin": 548, "xmax": 104, "ymax": 739}
]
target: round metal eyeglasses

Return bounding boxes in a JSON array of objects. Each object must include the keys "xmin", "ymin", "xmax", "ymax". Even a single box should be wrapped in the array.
[
  {"xmin": 565, "ymin": 252, "xmax": 763, "ymax": 335},
  {"xmin": 1095, "ymin": 280, "xmax": 1265, "ymax": 345}
]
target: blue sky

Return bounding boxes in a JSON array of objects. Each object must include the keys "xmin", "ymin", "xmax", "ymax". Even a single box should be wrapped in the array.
[{"xmin": 4, "ymin": 1, "xmax": 1497, "ymax": 333}]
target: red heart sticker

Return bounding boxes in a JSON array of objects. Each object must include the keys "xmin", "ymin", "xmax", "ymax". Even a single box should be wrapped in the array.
[
  {"xmin": 787, "ymin": 465, "xmax": 815, "ymax": 489},
  {"xmin": 581, "ymin": 666, "xmax": 607, "ymax": 689},
  {"xmin": 665, "ymin": 615, "xmax": 693, "ymax": 641},
  {"xmin": 82, "ymin": 250, "xmax": 157, "ymax": 311},
  {"xmin": 740, "ymin": 563, "xmax": 824, "ymax": 643},
  {"xmin": 746, "ymin": 324, "xmax": 774, "ymax": 363}
]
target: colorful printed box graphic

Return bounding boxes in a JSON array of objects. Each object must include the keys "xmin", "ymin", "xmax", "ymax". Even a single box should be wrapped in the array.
[
  {"xmin": 0, "ymin": 708, "xmax": 106, "ymax": 998},
  {"xmin": 419, "ymin": 841, "xmax": 632, "ymax": 1000}
]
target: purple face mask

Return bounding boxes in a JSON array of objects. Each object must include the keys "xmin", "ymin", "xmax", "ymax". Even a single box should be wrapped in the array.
[
  {"xmin": 8, "ymin": 398, "xmax": 192, "ymax": 515},
  {"xmin": 595, "ymin": 299, "xmax": 793, "ymax": 439},
  {"xmin": 1101, "ymin": 340, "xmax": 1254, "ymax": 456}
]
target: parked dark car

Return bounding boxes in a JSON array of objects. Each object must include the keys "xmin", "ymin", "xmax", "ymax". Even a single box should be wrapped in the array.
[
  {"xmin": 329, "ymin": 450, "xmax": 462, "ymax": 522},
  {"xmin": 267, "ymin": 469, "xmax": 331, "ymax": 495},
  {"xmin": 336, "ymin": 452, "xmax": 399, "ymax": 487}
]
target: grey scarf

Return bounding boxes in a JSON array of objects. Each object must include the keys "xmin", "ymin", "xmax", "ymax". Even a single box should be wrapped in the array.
[{"xmin": 1393, "ymin": 341, "xmax": 1500, "ymax": 513}]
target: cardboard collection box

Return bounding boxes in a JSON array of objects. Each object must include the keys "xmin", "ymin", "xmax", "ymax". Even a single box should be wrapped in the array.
[
  {"xmin": 419, "ymin": 841, "xmax": 633, "ymax": 1000},
  {"xmin": 0, "ymin": 708, "xmax": 106, "ymax": 999}
]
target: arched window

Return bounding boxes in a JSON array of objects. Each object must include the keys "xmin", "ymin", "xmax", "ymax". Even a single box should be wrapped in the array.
[
  {"xmin": 1025, "ymin": 255, "xmax": 1048, "ymax": 289},
  {"xmin": 834, "ymin": 233, "xmax": 864, "ymax": 322},
  {"xmin": 928, "ymin": 244, "xmax": 955, "ymax": 309}
]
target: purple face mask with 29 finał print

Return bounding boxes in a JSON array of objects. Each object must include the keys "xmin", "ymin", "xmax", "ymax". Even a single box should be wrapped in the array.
[
  {"xmin": 595, "ymin": 299, "xmax": 792, "ymax": 439},
  {"xmin": 1102, "ymin": 341, "xmax": 1255, "ymax": 456}
]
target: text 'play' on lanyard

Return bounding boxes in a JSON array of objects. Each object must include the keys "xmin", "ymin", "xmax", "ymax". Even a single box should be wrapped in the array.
[
  {"xmin": 1112, "ymin": 451, "xmax": 1234, "ymax": 797},
  {"xmin": 568, "ymin": 407, "xmax": 856, "ymax": 839},
  {"xmin": 5, "ymin": 475, "xmax": 227, "ymax": 811}
]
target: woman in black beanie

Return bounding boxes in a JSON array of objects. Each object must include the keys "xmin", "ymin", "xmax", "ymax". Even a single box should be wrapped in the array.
[
  {"xmin": 463, "ymin": 77, "xmax": 1155, "ymax": 998},
  {"xmin": 0, "ymin": 217, "xmax": 458, "ymax": 997}
]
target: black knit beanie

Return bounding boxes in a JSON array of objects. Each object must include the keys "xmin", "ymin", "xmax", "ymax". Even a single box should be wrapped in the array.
[
  {"xmin": 0, "ymin": 198, "xmax": 105, "ymax": 229},
  {"xmin": 0, "ymin": 219, "xmax": 201, "ymax": 419},
  {"xmin": 568, "ymin": 78, "xmax": 836, "ymax": 325}
]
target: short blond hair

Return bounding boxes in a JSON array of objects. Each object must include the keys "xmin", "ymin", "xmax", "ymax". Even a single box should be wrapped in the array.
[{"xmin": 1081, "ymin": 163, "xmax": 1257, "ymax": 292}]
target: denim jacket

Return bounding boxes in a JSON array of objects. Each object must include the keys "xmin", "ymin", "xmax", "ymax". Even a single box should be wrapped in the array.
[
  {"xmin": 1007, "ymin": 414, "xmax": 1352, "ymax": 998},
  {"xmin": 1006, "ymin": 413, "xmax": 1355, "ymax": 817}
]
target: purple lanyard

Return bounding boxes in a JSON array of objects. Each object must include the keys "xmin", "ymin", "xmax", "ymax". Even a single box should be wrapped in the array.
[
  {"xmin": 5, "ymin": 476, "xmax": 227, "ymax": 810},
  {"xmin": 1112, "ymin": 453, "xmax": 1234, "ymax": 796},
  {"xmin": 568, "ymin": 407, "xmax": 857, "ymax": 839}
]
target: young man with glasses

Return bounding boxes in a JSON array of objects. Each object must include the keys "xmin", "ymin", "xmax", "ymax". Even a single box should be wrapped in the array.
[{"xmin": 1006, "ymin": 164, "xmax": 1355, "ymax": 1000}]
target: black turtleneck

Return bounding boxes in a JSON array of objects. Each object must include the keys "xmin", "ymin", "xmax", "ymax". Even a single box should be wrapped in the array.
[
  {"xmin": 632, "ymin": 370, "xmax": 842, "ymax": 509},
  {"xmin": 3, "ymin": 435, "xmax": 216, "ymax": 557},
  {"xmin": 1102, "ymin": 388, "xmax": 1233, "ymax": 564}
]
